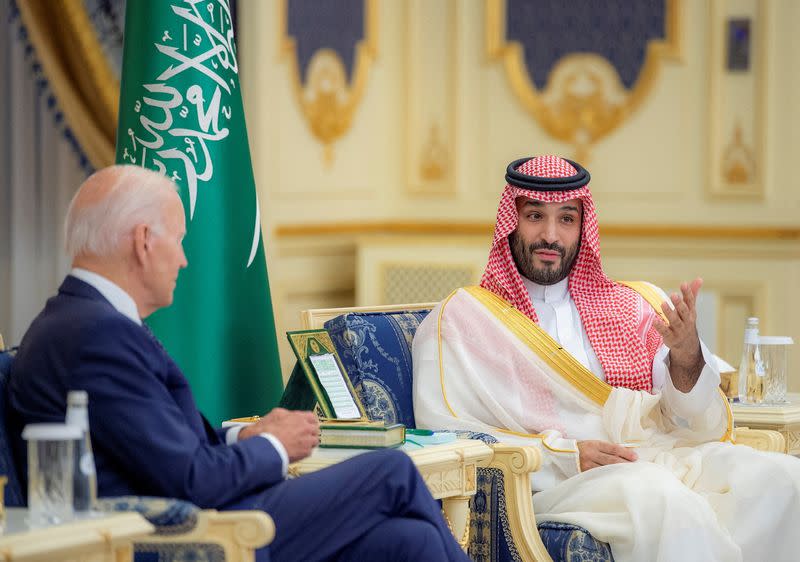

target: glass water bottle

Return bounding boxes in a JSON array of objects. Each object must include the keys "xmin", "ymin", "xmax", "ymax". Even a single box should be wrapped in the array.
[
  {"xmin": 65, "ymin": 391, "xmax": 98, "ymax": 513},
  {"xmin": 737, "ymin": 317, "xmax": 766, "ymax": 404}
]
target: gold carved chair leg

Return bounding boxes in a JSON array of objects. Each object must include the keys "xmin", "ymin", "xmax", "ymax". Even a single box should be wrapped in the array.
[{"xmin": 442, "ymin": 496, "xmax": 472, "ymax": 551}]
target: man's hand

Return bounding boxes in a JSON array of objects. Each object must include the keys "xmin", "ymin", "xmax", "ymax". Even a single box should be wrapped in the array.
[
  {"xmin": 238, "ymin": 407, "xmax": 320, "ymax": 462},
  {"xmin": 577, "ymin": 440, "xmax": 637, "ymax": 472},
  {"xmin": 654, "ymin": 278, "xmax": 706, "ymax": 392}
]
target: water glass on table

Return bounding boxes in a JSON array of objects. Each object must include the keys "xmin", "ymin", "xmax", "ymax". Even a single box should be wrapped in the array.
[
  {"xmin": 760, "ymin": 336, "xmax": 794, "ymax": 405},
  {"xmin": 22, "ymin": 423, "xmax": 81, "ymax": 527}
]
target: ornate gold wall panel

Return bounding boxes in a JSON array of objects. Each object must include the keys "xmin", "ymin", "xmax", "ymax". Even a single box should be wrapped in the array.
[
  {"xmin": 405, "ymin": 0, "xmax": 456, "ymax": 195},
  {"xmin": 707, "ymin": 0, "xmax": 766, "ymax": 198},
  {"xmin": 237, "ymin": 0, "xmax": 800, "ymax": 382},
  {"xmin": 279, "ymin": 0, "xmax": 378, "ymax": 164},
  {"xmin": 486, "ymin": 0, "xmax": 681, "ymax": 162}
]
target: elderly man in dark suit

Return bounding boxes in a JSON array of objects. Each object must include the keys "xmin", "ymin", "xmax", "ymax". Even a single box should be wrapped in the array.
[{"xmin": 8, "ymin": 165, "xmax": 469, "ymax": 562}]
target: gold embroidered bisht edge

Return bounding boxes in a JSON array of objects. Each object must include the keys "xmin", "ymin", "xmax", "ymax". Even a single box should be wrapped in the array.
[
  {"xmin": 462, "ymin": 286, "xmax": 612, "ymax": 407},
  {"xmin": 437, "ymin": 287, "xmax": 588, "ymax": 453},
  {"xmin": 436, "ymin": 287, "xmax": 580, "ymax": 453}
]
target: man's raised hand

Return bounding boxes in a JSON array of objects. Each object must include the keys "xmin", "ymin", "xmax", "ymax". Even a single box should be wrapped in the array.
[{"xmin": 653, "ymin": 277, "xmax": 706, "ymax": 392}]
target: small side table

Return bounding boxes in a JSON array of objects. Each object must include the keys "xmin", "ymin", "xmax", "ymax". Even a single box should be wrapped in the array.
[
  {"xmin": 289, "ymin": 439, "xmax": 494, "ymax": 550},
  {"xmin": 732, "ymin": 393, "xmax": 800, "ymax": 454},
  {"xmin": 0, "ymin": 509, "xmax": 154, "ymax": 561}
]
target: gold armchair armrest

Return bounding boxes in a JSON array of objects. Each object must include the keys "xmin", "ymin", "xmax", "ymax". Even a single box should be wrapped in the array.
[
  {"xmin": 135, "ymin": 510, "xmax": 274, "ymax": 562},
  {"xmin": 488, "ymin": 444, "xmax": 554, "ymax": 562},
  {"xmin": 733, "ymin": 427, "xmax": 786, "ymax": 453}
]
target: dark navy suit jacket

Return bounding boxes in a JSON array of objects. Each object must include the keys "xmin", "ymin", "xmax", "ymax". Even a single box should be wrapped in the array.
[{"xmin": 8, "ymin": 276, "xmax": 284, "ymax": 509}]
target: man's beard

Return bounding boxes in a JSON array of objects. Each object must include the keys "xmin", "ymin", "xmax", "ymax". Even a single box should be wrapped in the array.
[{"xmin": 509, "ymin": 233, "xmax": 580, "ymax": 286}]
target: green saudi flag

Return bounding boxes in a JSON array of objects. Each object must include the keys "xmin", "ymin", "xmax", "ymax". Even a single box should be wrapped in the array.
[{"xmin": 115, "ymin": 0, "xmax": 282, "ymax": 424}]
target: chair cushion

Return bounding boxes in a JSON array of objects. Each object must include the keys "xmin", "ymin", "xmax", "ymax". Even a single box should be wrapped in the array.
[
  {"xmin": 0, "ymin": 350, "xmax": 25, "ymax": 507},
  {"xmin": 538, "ymin": 521, "xmax": 614, "ymax": 562},
  {"xmin": 96, "ymin": 495, "xmax": 199, "ymax": 535},
  {"xmin": 325, "ymin": 309, "xmax": 430, "ymax": 428}
]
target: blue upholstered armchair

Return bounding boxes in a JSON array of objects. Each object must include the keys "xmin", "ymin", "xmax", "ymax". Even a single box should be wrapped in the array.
[
  {"xmin": 0, "ymin": 337, "xmax": 273, "ymax": 562},
  {"xmin": 301, "ymin": 305, "xmax": 614, "ymax": 562}
]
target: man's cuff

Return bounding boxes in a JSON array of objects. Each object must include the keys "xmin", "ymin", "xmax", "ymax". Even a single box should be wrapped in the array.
[
  {"xmin": 660, "ymin": 340, "xmax": 721, "ymax": 418},
  {"xmin": 226, "ymin": 426, "xmax": 289, "ymax": 477},
  {"xmin": 225, "ymin": 425, "xmax": 244, "ymax": 445},
  {"xmin": 259, "ymin": 433, "xmax": 289, "ymax": 477}
]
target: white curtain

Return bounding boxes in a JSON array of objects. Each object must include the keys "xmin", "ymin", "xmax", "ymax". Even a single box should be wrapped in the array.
[{"xmin": 0, "ymin": 0, "xmax": 89, "ymax": 346}]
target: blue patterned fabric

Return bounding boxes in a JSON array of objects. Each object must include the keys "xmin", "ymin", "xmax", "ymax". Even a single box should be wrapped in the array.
[
  {"xmin": 325, "ymin": 310, "xmax": 429, "ymax": 428},
  {"xmin": 324, "ymin": 309, "xmax": 613, "ymax": 562},
  {"xmin": 97, "ymin": 496, "xmax": 199, "ymax": 535},
  {"xmin": 0, "ymin": 350, "xmax": 25, "ymax": 508},
  {"xmin": 133, "ymin": 543, "xmax": 224, "ymax": 562},
  {"xmin": 539, "ymin": 521, "xmax": 614, "ymax": 562},
  {"xmin": 98, "ymin": 496, "xmax": 225, "ymax": 562}
]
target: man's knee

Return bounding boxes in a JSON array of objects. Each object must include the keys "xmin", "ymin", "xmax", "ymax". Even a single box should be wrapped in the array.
[
  {"xmin": 361, "ymin": 518, "xmax": 447, "ymax": 562},
  {"xmin": 360, "ymin": 448, "xmax": 417, "ymax": 477}
]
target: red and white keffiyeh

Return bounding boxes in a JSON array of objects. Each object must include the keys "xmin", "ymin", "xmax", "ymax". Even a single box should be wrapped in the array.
[{"xmin": 480, "ymin": 155, "xmax": 659, "ymax": 391}]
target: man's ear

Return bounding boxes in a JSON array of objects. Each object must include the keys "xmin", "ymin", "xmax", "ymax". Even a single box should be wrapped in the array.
[{"xmin": 132, "ymin": 224, "xmax": 150, "ymax": 265}]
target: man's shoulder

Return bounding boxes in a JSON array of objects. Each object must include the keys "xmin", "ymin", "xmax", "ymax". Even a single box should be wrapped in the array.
[
  {"xmin": 16, "ymin": 290, "xmax": 148, "ymax": 368},
  {"xmin": 616, "ymin": 281, "xmax": 668, "ymax": 310},
  {"xmin": 417, "ymin": 286, "xmax": 493, "ymax": 329},
  {"xmin": 38, "ymin": 289, "xmax": 139, "ymax": 338}
]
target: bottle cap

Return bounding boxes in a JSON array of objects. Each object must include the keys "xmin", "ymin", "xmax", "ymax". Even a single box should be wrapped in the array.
[{"xmin": 67, "ymin": 390, "xmax": 88, "ymax": 406}]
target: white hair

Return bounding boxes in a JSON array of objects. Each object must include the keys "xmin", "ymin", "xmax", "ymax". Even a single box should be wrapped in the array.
[{"xmin": 64, "ymin": 165, "xmax": 180, "ymax": 259}]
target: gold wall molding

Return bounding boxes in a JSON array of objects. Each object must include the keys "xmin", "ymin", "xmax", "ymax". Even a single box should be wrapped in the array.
[
  {"xmin": 485, "ymin": 0, "xmax": 681, "ymax": 162},
  {"xmin": 405, "ymin": 0, "xmax": 457, "ymax": 195},
  {"xmin": 276, "ymin": 221, "xmax": 800, "ymax": 241},
  {"xmin": 722, "ymin": 122, "xmax": 756, "ymax": 185},
  {"xmin": 278, "ymin": 0, "xmax": 378, "ymax": 164},
  {"xmin": 707, "ymin": 0, "xmax": 766, "ymax": 199},
  {"xmin": 420, "ymin": 123, "xmax": 449, "ymax": 181}
]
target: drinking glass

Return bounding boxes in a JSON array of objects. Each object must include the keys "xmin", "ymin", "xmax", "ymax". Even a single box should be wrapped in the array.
[
  {"xmin": 760, "ymin": 336, "xmax": 794, "ymax": 405},
  {"xmin": 22, "ymin": 424, "xmax": 81, "ymax": 527}
]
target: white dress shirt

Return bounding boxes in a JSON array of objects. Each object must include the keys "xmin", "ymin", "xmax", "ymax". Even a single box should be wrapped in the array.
[
  {"xmin": 522, "ymin": 276, "xmax": 721, "ymax": 420},
  {"xmin": 69, "ymin": 268, "xmax": 289, "ymax": 475}
]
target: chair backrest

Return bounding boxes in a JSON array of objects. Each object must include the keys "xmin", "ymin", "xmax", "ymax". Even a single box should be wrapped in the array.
[
  {"xmin": 0, "ymin": 336, "xmax": 25, "ymax": 507},
  {"xmin": 302, "ymin": 303, "xmax": 435, "ymax": 428}
]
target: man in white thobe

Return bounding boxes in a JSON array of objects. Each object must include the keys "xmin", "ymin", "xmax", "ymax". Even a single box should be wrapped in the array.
[{"xmin": 412, "ymin": 155, "xmax": 800, "ymax": 562}]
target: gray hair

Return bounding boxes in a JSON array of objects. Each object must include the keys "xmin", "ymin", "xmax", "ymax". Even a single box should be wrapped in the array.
[{"xmin": 64, "ymin": 165, "xmax": 180, "ymax": 259}]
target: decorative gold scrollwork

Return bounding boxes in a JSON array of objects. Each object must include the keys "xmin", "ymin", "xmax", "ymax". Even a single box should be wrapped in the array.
[
  {"xmin": 279, "ymin": 1, "xmax": 378, "ymax": 165},
  {"xmin": 722, "ymin": 123, "xmax": 755, "ymax": 185},
  {"xmin": 486, "ymin": 0, "xmax": 681, "ymax": 162},
  {"xmin": 420, "ymin": 123, "xmax": 448, "ymax": 181}
]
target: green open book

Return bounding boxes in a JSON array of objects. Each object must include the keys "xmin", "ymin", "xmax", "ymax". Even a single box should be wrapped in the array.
[
  {"xmin": 279, "ymin": 330, "xmax": 367, "ymax": 420},
  {"xmin": 278, "ymin": 329, "xmax": 406, "ymax": 449}
]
